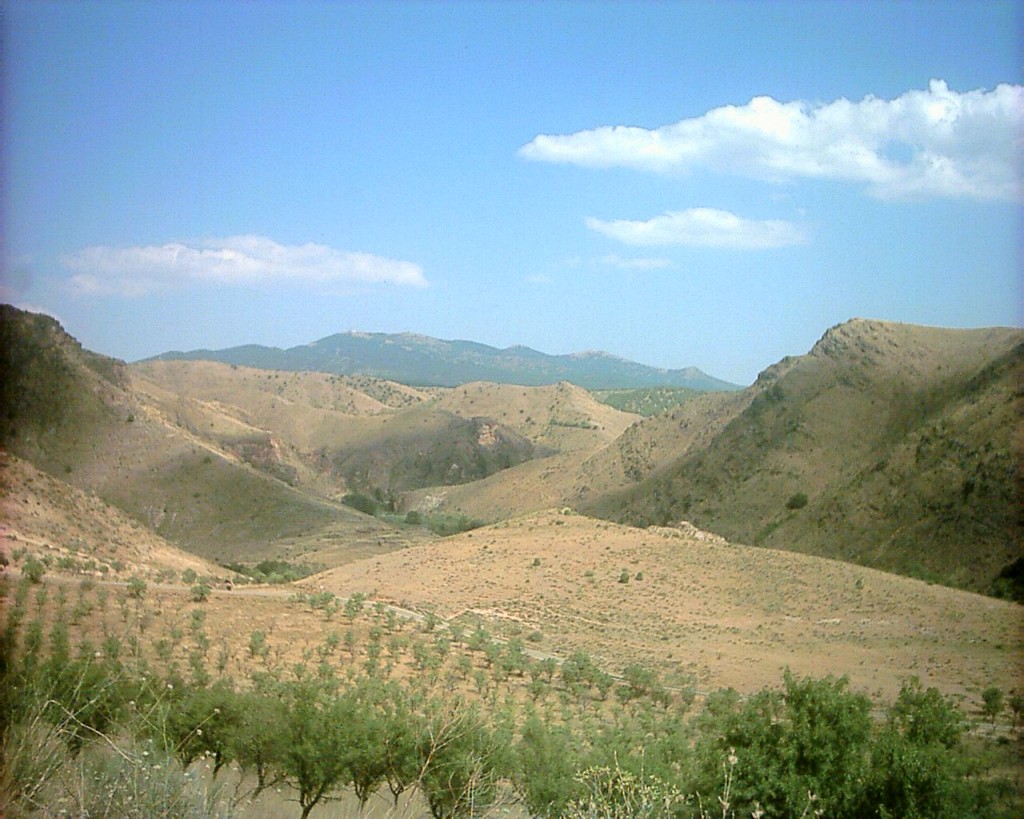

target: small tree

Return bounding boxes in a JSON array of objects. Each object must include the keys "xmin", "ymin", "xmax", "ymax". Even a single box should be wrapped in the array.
[
  {"xmin": 981, "ymin": 686, "xmax": 1004, "ymax": 726},
  {"xmin": 21, "ymin": 558, "xmax": 46, "ymax": 584},
  {"xmin": 279, "ymin": 681, "xmax": 354, "ymax": 819},
  {"xmin": 1008, "ymin": 691, "xmax": 1024, "ymax": 727},
  {"xmin": 514, "ymin": 715, "xmax": 579, "ymax": 816},
  {"xmin": 126, "ymin": 576, "xmax": 147, "ymax": 600},
  {"xmin": 229, "ymin": 689, "xmax": 287, "ymax": 798},
  {"xmin": 418, "ymin": 704, "xmax": 506, "ymax": 819}
]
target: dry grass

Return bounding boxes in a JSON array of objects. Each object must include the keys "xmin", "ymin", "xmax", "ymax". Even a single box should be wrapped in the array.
[
  {"xmin": 1, "ymin": 454, "xmax": 223, "ymax": 581},
  {"xmin": 311, "ymin": 509, "xmax": 1022, "ymax": 703}
]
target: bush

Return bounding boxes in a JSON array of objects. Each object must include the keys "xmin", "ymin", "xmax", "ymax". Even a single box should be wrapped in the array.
[
  {"xmin": 342, "ymin": 492, "xmax": 380, "ymax": 516},
  {"xmin": 190, "ymin": 583, "xmax": 211, "ymax": 603},
  {"xmin": 694, "ymin": 670, "xmax": 872, "ymax": 817},
  {"xmin": 981, "ymin": 686, "xmax": 1004, "ymax": 725},
  {"xmin": 21, "ymin": 558, "xmax": 45, "ymax": 584},
  {"xmin": 786, "ymin": 492, "xmax": 809, "ymax": 510},
  {"xmin": 427, "ymin": 514, "xmax": 484, "ymax": 537},
  {"xmin": 126, "ymin": 576, "xmax": 147, "ymax": 599}
]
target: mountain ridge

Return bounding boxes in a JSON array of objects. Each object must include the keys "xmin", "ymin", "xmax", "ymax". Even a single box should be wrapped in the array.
[
  {"xmin": 580, "ymin": 318, "xmax": 1024, "ymax": 595},
  {"xmin": 147, "ymin": 330, "xmax": 741, "ymax": 391}
]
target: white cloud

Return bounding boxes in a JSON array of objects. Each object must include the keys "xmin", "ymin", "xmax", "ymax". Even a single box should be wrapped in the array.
[
  {"xmin": 586, "ymin": 208, "xmax": 807, "ymax": 249},
  {"xmin": 63, "ymin": 235, "xmax": 427, "ymax": 296},
  {"xmin": 598, "ymin": 254, "xmax": 674, "ymax": 269},
  {"xmin": 521, "ymin": 80, "xmax": 1024, "ymax": 200}
]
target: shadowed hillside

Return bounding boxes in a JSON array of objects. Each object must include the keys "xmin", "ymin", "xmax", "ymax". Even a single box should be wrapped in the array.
[
  {"xmin": 582, "ymin": 319, "xmax": 1024, "ymax": 595},
  {"xmin": 0, "ymin": 305, "xmax": 135, "ymax": 475},
  {"xmin": 0, "ymin": 452, "xmax": 225, "ymax": 580},
  {"xmin": 326, "ymin": 405, "xmax": 545, "ymax": 498},
  {"xmin": 0, "ymin": 306, "xmax": 395, "ymax": 565}
]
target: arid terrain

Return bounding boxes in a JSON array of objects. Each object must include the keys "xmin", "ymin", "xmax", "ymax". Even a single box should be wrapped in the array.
[
  {"xmin": 2, "ymin": 305, "xmax": 1021, "ymax": 694},
  {"xmin": 1, "ymin": 304, "xmax": 1022, "ymax": 817}
]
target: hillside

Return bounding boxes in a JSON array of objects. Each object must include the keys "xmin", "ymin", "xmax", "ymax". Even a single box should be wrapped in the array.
[
  {"xmin": 399, "ymin": 389, "xmax": 745, "ymax": 523},
  {"xmin": 148, "ymin": 330, "xmax": 741, "ymax": 390},
  {"xmin": 314, "ymin": 509, "xmax": 1022, "ymax": 700},
  {"xmin": 4, "ymin": 306, "xmax": 1021, "ymax": 599},
  {"xmin": 132, "ymin": 361, "xmax": 638, "ymax": 506},
  {"xmin": 582, "ymin": 319, "xmax": 1024, "ymax": 595},
  {"xmin": 0, "ymin": 306, "xmax": 400, "ymax": 566},
  {"xmin": 0, "ymin": 452, "xmax": 224, "ymax": 581}
]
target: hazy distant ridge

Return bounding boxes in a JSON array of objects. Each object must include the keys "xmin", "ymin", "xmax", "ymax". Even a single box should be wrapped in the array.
[{"xmin": 147, "ymin": 331, "xmax": 740, "ymax": 391}]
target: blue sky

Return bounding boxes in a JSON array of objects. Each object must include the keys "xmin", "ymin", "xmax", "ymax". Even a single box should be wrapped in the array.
[{"xmin": 3, "ymin": 0, "xmax": 1021, "ymax": 385}]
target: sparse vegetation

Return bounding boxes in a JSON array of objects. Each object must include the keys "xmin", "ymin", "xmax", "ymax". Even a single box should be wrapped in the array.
[
  {"xmin": 2, "ymin": 578, "xmax": 1018, "ymax": 819},
  {"xmin": 219, "ymin": 559, "xmax": 322, "ymax": 585},
  {"xmin": 2, "ymin": 308, "xmax": 1023, "ymax": 817},
  {"xmin": 593, "ymin": 386, "xmax": 701, "ymax": 416}
]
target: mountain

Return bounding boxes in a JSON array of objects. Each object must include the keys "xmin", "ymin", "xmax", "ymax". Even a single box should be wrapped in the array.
[
  {"xmin": 147, "ymin": 331, "xmax": 741, "ymax": 391},
  {"xmin": 580, "ymin": 319, "xmax": 1024, "ymax": 596}
]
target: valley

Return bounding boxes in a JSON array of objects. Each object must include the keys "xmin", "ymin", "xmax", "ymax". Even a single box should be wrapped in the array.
[{"xmin": 1, "ymin": 304, "xmax": 1021, "ymax": 817}]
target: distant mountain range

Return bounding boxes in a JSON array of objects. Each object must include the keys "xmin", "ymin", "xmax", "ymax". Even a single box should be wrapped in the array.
[{"xmin": 146, "ymin": 331, "xmax": 741, "ymax": 391}]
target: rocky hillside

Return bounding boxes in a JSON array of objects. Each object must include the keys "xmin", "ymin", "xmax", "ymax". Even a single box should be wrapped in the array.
[{"xmin": 582, "ymin": 319, "xmax": 1023, "ymax": 596}]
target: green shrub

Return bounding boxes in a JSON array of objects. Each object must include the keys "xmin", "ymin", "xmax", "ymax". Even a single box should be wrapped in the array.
[
  {"xmin": 189, "ymin": 583, "xmax": 211, "ymax": 603},
  {"xmin": 981, "ymin": 686, "xmax": 1004, "ymax": 725},
  {"xmin": 126, "ymin": 576, "xmax": 147, "ymax": 599},
  {"xmin": 786, "ymin": 491, "xmax": 809, "ymax": 510},
  {"xmin": 22, "ymin": 558, "xmax": 45, "ymax": 584},
  {"xmin": 342, "ymin": 492, "xmax": 380, "ymax": 516}
]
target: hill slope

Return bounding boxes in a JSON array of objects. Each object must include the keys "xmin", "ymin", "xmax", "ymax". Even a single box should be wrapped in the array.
[
  {"xmin": 399, "ymin": 388, "xmax": 744, "ymax": 523},
  {"xmin": 0, "ymin": 306, "xmax": 397, "ymax": 565},
  {"xmin": 148, "ymin": 330, "xmax": 740, "ymax": 390},
  {"xmin": 0, "ymin": 452, "xmax": 224, "ymax": 581},
  {"xmin": 315, "ymin": 509, "xmax": 1022, "ymax": 699},
  {"xmin": 582, "ymin": 319, "xmax": 1024, "ymax": 595}
]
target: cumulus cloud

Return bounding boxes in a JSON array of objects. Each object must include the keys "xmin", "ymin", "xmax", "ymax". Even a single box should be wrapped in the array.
[
  {"xmin": 63, "ymin": 235, "xmax": 427, "ymax": 296},
  {"xmin": 586, "ymin": 208, "xmax": 807, "ymax": 249},
  {"xmin": 521, "ymin": 80, "xmax": 1023, "ymax": 200}
]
